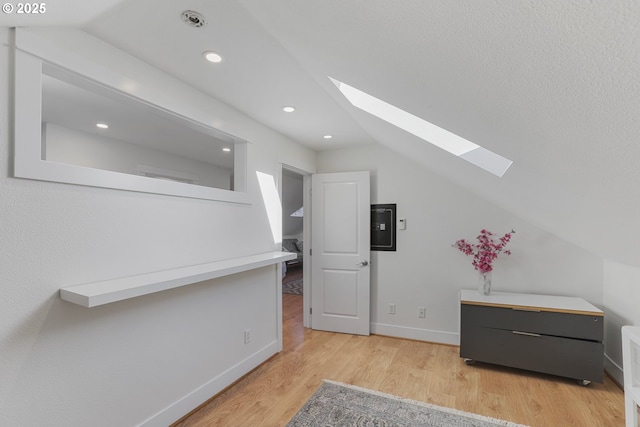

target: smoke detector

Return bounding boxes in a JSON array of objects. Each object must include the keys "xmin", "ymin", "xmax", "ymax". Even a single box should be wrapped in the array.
[{"xmin": 182, "ymin": 10, "xmax": 206, "ymax": 28}]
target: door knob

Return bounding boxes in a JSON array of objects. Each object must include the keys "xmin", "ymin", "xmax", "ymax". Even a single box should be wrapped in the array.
[{"xmin": 358, "ymin": 260, "xmax": 369, "ymax": 267}]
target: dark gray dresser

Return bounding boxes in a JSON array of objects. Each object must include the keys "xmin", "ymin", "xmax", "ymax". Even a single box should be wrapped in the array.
[{"xmin": 459, "ymin": 290, "xmax": 604, "ymax": 384}]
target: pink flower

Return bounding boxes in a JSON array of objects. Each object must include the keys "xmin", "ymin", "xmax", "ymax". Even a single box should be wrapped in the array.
[{"xmin": 453, "ymin": 229, "xmax": 514, "ymax": 273}]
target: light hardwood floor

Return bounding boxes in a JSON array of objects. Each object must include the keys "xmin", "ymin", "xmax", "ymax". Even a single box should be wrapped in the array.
[{"xmin": 174, "ymin": 294, "xmax": 625, "ymax": 427}]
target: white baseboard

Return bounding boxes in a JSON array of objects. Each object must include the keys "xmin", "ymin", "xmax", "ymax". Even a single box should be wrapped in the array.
[
  {"xmin": 371, "ymin": 322, "xmax": 459, "ymax": 346},
  {"xmin": 604, "ymin": 352, "xmax": 623, "ymax": 386},
  {"xmin": 139, "ymin": 340, "xmax": 279, "ymax": 427}
]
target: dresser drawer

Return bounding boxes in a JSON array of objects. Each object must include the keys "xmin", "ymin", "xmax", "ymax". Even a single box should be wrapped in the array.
[
  {"xmin": 461, "ymin": 303, "xmax": 603, "ymax": 341},
  {"xmin": 460, "ymin": 325, "xmax": 604, "ymax": 382}
]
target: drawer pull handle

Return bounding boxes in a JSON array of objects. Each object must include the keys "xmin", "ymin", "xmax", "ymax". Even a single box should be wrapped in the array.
[
  {"xmin": 512, "ymin": 307, "xmax": 541, "ymax": 312},
  {"xmin": 512, "ymin": 331, "xmax": 541, "ymax": 337}
]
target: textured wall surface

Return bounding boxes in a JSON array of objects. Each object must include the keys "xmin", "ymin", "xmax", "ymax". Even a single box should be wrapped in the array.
[{"xmin": 239, "ymin": 0, "xmax": 640, "ymax": 268}]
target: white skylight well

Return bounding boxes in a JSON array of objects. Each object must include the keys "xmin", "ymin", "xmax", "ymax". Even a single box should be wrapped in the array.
[{"xmin": 329, "ymin": 77, "xmax": 513, "ymax": 177}]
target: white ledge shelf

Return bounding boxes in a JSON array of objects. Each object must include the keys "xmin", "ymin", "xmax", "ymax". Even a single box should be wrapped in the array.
[{"xmin": 60, "ymin": 251, "xmax": 297, "ymax": 308}]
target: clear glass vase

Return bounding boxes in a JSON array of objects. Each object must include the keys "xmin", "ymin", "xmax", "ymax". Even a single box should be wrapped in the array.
[{"xmin": 478, "ymin": 271, "xmax": 492, "ymax": 295}]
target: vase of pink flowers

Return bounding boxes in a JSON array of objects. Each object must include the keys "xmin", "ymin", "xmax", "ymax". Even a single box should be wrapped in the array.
[{"xmin": 453, "ymin": 229, "xmax": 514, "ymax": 295}]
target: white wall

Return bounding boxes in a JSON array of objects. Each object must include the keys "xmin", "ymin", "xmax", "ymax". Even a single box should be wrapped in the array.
[
  {"xmin": 318, "ymin": 145, "xmax": 603, "ymax": 345},
  {"xmin": 0, "ymin": 28, "xmax": 315, "ymax": 426},
  {"xmin": 603, "ymin": 260, "xmax": 640, "ymax": 384},
  {"xmin": 282, "ymin": 171, "xmax": 304, "ymax": 238}
]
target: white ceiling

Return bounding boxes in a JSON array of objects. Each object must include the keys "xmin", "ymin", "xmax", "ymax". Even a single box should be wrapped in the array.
[
  {"xmin": 86, "ymin": 0, "xmax": 372, "ymax": 152},
  {"xmin": 8, "ymin": 1, "xmax": 640, "ymax": 266}
]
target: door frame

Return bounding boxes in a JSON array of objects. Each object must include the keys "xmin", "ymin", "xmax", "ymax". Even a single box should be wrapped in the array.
[
  {"xmin": 280, "ymin": 166, "xmax": 370, "ymax": 331},
  {"xmin": 302, "ymin": 174, "xmax": 312, "ymax": 328}
]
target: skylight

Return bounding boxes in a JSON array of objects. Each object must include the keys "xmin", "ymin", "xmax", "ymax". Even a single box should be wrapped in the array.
[{"xmin": 329, "ymin": 77, "xmax": 513, "ymax": 177}]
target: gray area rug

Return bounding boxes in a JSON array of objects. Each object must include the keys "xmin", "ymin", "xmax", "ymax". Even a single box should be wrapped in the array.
[
  {"xmin": 283, "ymin": 277, "xmax": 303, "ymax": 295},
  {"xmin": 287, "ymin": 380, "xmax": 529, "ymax": 427}
]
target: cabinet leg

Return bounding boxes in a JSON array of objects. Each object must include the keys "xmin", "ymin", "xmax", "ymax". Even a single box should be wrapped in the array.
[
  {"xmin": 578, "ymin": 379, "xmax": 591, "ymax": 386},
  {"xmin": 464, "ymin": 358, "xmax": 475, "ymax": 365}
]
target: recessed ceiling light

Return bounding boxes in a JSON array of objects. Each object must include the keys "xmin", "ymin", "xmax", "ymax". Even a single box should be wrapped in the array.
[
  {"xmin": 222, "ymin": 147, "xmax": 231, "ymax": 152},
  {"xmin": 203, "ymin": 51, "xmax": 223, "ymax": 63},
  {"xmin": 329, "ymin": 77, "xmax": 513, "ymax": 177},
  {"xmin": 282, "ymin": 106, "xmax": 295, "ymax": 113},
  {"xmin": 323, "ymin": 135, "xmax": 333, "ymax": 139},
  {"xmin": 96, "ymin": 123, "xmax": 109, "ymax": 129}
]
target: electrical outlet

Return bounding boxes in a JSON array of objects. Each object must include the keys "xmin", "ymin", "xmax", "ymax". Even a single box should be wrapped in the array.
[
  {"xmin": 418, "ymin": 307, "xmax": 426, "ymax": 318},
  {"xmin": 389, "ymin": 303, "xmax": 396, "ymax": 314},
  {"xmin": 244, "ymin": 329, "xmax": 251, "ymax": 344}
]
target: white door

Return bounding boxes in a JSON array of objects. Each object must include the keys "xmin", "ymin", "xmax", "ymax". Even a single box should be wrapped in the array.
[{"xmin": 311, "ymin": 171, "xmax": 370, "ymax": 335}]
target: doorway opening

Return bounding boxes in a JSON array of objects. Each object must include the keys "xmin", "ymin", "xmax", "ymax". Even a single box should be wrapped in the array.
[{"xmin": 281, "ymin": 167, "xmax": 305, "ymax": 325}]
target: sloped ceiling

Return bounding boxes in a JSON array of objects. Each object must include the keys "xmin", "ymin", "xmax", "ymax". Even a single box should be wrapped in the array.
[{"xmin": 9, "ymin": 1, "xmax": 640, "ymax": 266}]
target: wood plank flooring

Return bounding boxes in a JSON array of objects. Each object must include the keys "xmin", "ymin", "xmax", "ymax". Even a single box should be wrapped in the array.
[{"xmin": 174, "ymin": 294, "xmax": 625, "ymax": 427}]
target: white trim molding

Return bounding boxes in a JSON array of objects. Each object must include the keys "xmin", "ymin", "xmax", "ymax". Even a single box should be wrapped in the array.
[{"xmin": 371, "ymin": 323, "xmax": 460, "ymax": 346}]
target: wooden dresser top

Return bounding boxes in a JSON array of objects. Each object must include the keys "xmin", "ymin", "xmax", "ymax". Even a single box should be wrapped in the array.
[{"xmin": 460, "ymin": 290, "xmax": 603, "ymax": 316}]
